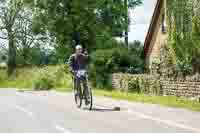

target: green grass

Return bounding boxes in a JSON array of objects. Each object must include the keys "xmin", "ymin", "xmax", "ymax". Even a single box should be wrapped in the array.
[
  {"xmin": 1, "ymin": 66, "xmax": 200, "ymax": 112},
  {"xmin": 93, "ymin": 89, "xmax": 200, "ymax": 112},
  {"xmin": 0, "ymin": 66, "xmax": 72, "ymax": 91},
  {"xmin": 0, "ymin": 69, "xmax": 34, "ymax": 89}
]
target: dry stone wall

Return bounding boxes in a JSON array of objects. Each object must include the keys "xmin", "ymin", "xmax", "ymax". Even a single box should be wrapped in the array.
[{"xmin": 112, "ymin": 73, "xmax": 200, "ymax": 98}]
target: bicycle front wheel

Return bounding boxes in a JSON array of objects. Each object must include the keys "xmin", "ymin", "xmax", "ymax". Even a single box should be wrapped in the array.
[
  {"xmin": 84, "ymin": 87, "xmax": 93, "ymax": 110},
  {"xmin": 74, "ymin": 80, "xmax": 82, "ymax": 108}
]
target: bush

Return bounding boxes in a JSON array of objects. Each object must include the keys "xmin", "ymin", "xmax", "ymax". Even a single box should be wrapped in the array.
[
  {"xmin": 33, "ymin": 68, "xmax": 56, "ymax": 90},
  {"xmin": 90, "ymin": 50, "xmax": 114, "ymax": 88},
  {"xmin": 33, "ymin": 65, "xmax": 70, "ymax": 90},
  {"xmin": 90, "ymin": 47, "xmax": 140, "ymax": 88},
  {"xmin": 113, "ymin": 74, "xmax": 162, "ymax": 95},
  {"xmin": 33, "ymin": 76, "xmax": 55, "ymax": 90},
  {"xmin": 175, "ymin": 58, "xmax": 193, "ymax": 77}
]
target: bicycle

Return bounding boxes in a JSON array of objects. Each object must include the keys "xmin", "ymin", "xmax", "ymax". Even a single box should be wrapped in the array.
[{"xmin": 72, "ymin": 70, "xmax": 93, "ymax": 110}]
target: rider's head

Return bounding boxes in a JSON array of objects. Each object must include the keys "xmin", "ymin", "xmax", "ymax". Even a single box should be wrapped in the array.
[{"xmin": 75, "ymin": 45, "xmax": 83, "ymax": 54}]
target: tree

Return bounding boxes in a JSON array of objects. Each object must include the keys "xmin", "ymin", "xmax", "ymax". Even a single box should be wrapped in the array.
[
  {"xmin": 15, "ymin": 7, "xmax": 48, "ymax": 65},
  {"xmin": 0, "ymin": 0, "xmax": 23, "ymax": 76},
  {"xmin": 128, "ymin": 40, "xmax": 144, "ymax": 71},
  {"xmin": 94, "ymin": 0, "xmax": 142, "ymax": 46},
  {"xmin": 0, "ymin": 0, "xmax": 49, "ymax": 71},
  {"xmin": 27, "ymin": 0, "xmax": 142, "ymax": 53},
  {"xmin": 31, "ymin": 0, "xmax": 101, "ymax": 49}
]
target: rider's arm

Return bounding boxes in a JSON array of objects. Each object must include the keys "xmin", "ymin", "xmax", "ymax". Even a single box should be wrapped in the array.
[
  {"xmin": 83, "ymin": 50, "xmax": 90, "ymax": 63},
  {"xmin": 68, "ymin": 55, "xmax": 75, "ymax": 74}
]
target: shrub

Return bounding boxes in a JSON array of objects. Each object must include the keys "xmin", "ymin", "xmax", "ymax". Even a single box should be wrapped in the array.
[
  {"xmin": 33, "ymin": 65, "xmax": 70, "ymax": 90},
  {"xmin": 90, "ymin": 49, "xmax": 114, "ymax": 88},
  {"xmin": 128, "ymin": 75, "xmax": 161, "ymax": 95},
  {"xmin": 175, "ymin": 59, "xmax": 193, "ymax": 77},
  {"xmin": 90, "ymin": 47, "xmax": 140, "ymax": 88},
  {"xmin": 33, "ymin": 68, "xmax": 56, "ymax": 90},
  {"xmin": 128, "ymin": 77, "xmax": 140, "ymax": 93},
  {"xmin": 112, "ymin": 74, "xmax": 161, "ymax": 95},
  {"xmin": 33, "ymin": 76, "xmax": 55, "ymax": 90}
]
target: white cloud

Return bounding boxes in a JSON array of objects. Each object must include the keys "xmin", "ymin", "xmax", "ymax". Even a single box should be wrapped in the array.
[{"xmin": 129, "ymin": 0, "xmax": 157, "ymax": 43}]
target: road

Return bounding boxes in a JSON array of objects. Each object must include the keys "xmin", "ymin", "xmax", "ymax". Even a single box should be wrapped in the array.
[{"xmin": 0, "ymin": 89, "xmax": 200, "ymax": 133}]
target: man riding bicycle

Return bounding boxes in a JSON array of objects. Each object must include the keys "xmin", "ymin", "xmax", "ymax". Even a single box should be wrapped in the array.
[{"xmin": 68, "ymin": 45, "xmax": 90, "ymax": 105}]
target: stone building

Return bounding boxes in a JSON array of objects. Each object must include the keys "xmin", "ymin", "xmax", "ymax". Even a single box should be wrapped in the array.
[{"xmin": 144, "ymin": 0, "xmax": 167, "ymax": 73}]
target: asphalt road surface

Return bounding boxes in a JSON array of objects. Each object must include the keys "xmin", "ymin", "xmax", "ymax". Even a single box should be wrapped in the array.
[{"xmin": 0, "ymin": 89, "xmax": 200, "ymax": 133}]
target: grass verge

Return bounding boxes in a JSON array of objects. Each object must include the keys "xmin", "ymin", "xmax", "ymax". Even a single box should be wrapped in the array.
[
  {"xmin": 93, "ymin": 89, "xmax": 200, "ymax": 112},
  {"xmin": 0, "ymin": 66, "xmax": 72, "ymax": 91},
  {"xmin": 53, "ymin": 88, "xmax": 200, "ymax": 112}
]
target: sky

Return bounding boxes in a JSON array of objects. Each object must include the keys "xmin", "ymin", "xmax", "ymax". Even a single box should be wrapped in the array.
[{"xmin": 128, "ymin": 0, "xmax": 157, "ymax": 43}]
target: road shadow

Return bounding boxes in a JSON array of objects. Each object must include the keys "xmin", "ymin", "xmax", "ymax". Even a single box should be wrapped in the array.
[{"xmin": 83, "ymin": 106, "xmax": 121, "ymax": 112}]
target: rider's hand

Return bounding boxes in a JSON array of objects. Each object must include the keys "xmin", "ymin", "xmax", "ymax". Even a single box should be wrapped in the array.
[
  {"xmin": 82, "ymin": 51, "xmax": 89, "ymax": 58},
  {"xmin": 83, "ymin": 50, "xmax": 88, "ymax": 55}
]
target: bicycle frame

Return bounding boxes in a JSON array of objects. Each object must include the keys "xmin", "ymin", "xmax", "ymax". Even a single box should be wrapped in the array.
[{"xmin": 72, "ymin": 70, "xmax": 93, "ymax": 110}]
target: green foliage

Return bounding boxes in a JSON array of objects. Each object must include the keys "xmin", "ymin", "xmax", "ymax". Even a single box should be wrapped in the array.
[
  {"xmin": 166, "ymin": 0, "xmax": 200, "ymax": 74},
  {"xmin": 31, "ymin": 0, "xmax": 102, "ymax": 50},
  {"xmin": 128, "ymin": 40, "xmax": 144, "ymax": 73},
  {"xmin": 95, "ymin": 34, "xmax": 122, "ymax": 49},
  {"xmin": 90, "ymin": 44, "xmax": 144, "ymax": 88},
  {"xmin": 33, "ymin": 68, "xmax": 56, "ymax": 90},
  {"xmin": 192, "ymin": 14, "xmax": 200, "ymax": 51},
  {"xmin": 27, "ymin": 0, "xmax": 142, "ymax": 52},
  {"xmin": 15, "ymin": 45, "xmax": 61, "ymax": 66},
  {"xmin": 0, "ymin": 67, "xmax": 38, "ymax": 89},
  {"xmin": 167, "ymin": 0, "xmax": 200, "ymax": 60},
  {"xmin": 90, "ymin": 49, "xmax": 116, "ymax": 88},
  {"xmin": 91, "ymin": 48, "xmax": 133, "ymax": 72},
  {"xmin": 175, "ymin": 59, "xmax": 193, "ymax": 76},
  {"xmin": 128, "ymin": 77, "xmax": 140, "ymax": 93},
  {"xmin": 33, "ymin": 75, "xmax": 55, "ymax": 90},
  {"xmin": 122, "ymin": 75, "xmax": 161, "ymax": 95},
  {"xmin": 0, "ymin": 0, "xmax": 25, "ymax": 76},
  {"xmin": 100, "ymin": 0, "xmax": 142, "ymax": 37},
  {"xmin": 33, "ymin": 65, "xmax": 70, "ymax": 90},
  {"xmin": 0, "ymin": 66, "xmax": 71, "ymax": 90}
]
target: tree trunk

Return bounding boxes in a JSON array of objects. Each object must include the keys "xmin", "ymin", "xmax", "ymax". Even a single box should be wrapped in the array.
[
  {"xmin": 22, "ymin": 46, "xmax": 29, "ymax": 65},
  {"xmin": 124, "ymin": 0, "xmax": 129, "ymax": 47},
  {"xmin": 7, "ymin": 34, "xmax": 16, "ymax": 77}
]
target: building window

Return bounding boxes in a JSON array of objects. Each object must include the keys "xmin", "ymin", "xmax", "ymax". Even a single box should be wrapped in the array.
[{"xmin": 162, "ymin": 13, "xmax": 167, "ymax": 33}]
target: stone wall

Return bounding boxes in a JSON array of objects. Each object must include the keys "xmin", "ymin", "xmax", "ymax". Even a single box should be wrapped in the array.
[
  {"xmin": 112, "ymin": 73, "xmax": 200, "ymax": 98},
  {"xmin": 112, "ymin": 73, "xmax": 161, "ymax": 95},
  {"xmin": 161, "ymin": 78, "xmax": 200, "ymax": 97},
  {"xmin": 112, "ymin": 73, "xmax": 144, "ymax": 92}
]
